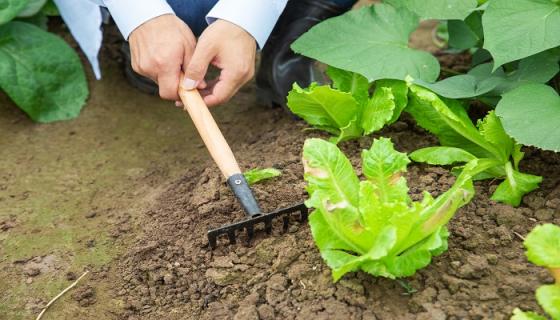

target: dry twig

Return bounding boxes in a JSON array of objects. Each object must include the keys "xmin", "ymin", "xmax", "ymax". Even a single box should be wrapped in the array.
[{"xmin": 36, "ymin": 270, "xmax": 89, "ymax": 320}]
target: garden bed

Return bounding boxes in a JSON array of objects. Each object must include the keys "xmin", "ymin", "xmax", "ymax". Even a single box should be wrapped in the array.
[{"xmin": 115, "ymin": 105, "xmax": 560, "ymax": 319}]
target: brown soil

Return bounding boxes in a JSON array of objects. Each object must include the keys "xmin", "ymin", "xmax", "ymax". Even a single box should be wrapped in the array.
[{"xmin": 114, "ymin": 109, "xmax": 560, "ymax": 319}]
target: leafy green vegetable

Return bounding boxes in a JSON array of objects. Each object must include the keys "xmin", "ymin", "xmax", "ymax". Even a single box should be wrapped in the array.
[
  {"xmin": 286, "ymin": 69, "xmax": 407, "ymax": 143},
  {"xmin": 511, "ymin": 308, "xmax": 547, "ymax": 320},
  {"xmin": 525, "ymin": 224, "xmax": 560, "ymax": 268},
  {"xmin": 303, "ymin": 137, "xmax": 477, "ymax": 281},
  {"xmin": 0, "ymin": 21, "xmax": 88, "ymax": 122},
  {"xmin": 243, "ymin": 168, "xmax": 281, "ymax": 185},
  {"xmin": 513, "ymin": 224, "xmax": 560, "ymax": 320},
  {"xmin": 483, "ymin": 0, "xmax": 560, "ymax": 68},
  {"xmin": 414, "ymin": 50, "xmax": 560, "ymax": 101},
  {"xmin": 291, "ymin": 4, "xmax": 440, "ymax": 82},
  {"xmin": 384, "ymin": 0, "xmax": 478, "ymax": 20},
  {"xmin": 17, "ymin": 0, "xmax": 47, "ymax": 17},
  {"xmin": 407, "ymin": 84, "xmax": 542, "ymax": 206},
  {"xmin": 0, "ymin": 0, "xmax": 30, "ymax": 24},
  {"xmin": 496, "ymin": 83, "xmax": 560, "ymax": 152},
  {"xmin": 536, "ymin": 285, "xmax": 560, "ymax": 319}
]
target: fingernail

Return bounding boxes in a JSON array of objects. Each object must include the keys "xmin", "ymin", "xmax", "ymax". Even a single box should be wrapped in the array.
[
  {"xmin": 182, "ymin": 77, "xmax": 198, "ymax": 90},
  {"xmin": 175, "ymin": 101, "xmax": 183, "ymax": 107}
]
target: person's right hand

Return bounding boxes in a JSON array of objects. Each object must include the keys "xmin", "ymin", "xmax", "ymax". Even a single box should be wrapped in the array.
[{"xmin": 128, "ymin": 14, "xmax": 197, "ymax": 101}]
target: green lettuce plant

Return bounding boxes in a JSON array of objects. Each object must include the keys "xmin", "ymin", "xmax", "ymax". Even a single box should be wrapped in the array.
[
  {"xmin": 302, "ymin": 137, "xmax": 482, "ymax": 281},
  {"xmin": 512, "ymin": 224, "xmax": 560, "ymax": 320},
  {"xmin": 287, "ymin": 67, "xmax": 407, "ymax": 143},
  {"xmin": 407, "ymin": 84, "xmax": 542, "ymax": 206},
  {"xmin": 0, "ymin": 0, "xmax": 88, "ymax": 122}
]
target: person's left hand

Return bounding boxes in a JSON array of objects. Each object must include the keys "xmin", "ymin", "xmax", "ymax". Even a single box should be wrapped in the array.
[{"xmin": 180, "ymin": 19, "xmax": 257, "ymax": 107}]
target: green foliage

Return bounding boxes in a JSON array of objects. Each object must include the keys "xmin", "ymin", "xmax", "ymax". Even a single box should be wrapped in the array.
[
  {"xmin": 524, "ymin": 224, "xmax": 560, "ymax": 268},
  {"xmin": 17, "ymin": 0, "xmax": 47, "ymax": 17},
  {"xmin": 511, "ymin": 308, "xmax": 547, "ymax": 320},
  {"xmin": 303, "ymin": 137, "xmax": 477, "ymax": 281},
  {"xmin": 0, "ymin": 1, "xmax": 88, "ymax": 122},
  {"xmin": 243, "ymin": 168, "xmax": 281, "ymax": 185},
  {"xmin": 0, "ymin": 22, "xmax": 88, "ymax": 122},
  {"xmin": 497, "ymin": 83, "xmax": 560, "ymax": 152},
  {"xmin": 385, "ymin": 0, "xmax": 478, "ymax": 20},
  {"xmin": 0, "ymin": 0, "xmax": 30, "ymax": 24},
  {"xmin": 407, "ymin": 84, "xmax": 542, "ymax": 206},
  {"xmin": 512, "ymin": 224, "xmax": 560, "ymax": 320},
  {"xmin": 291, "ymin": 1, "xmax": 560, "ymax": 152},
  {"xmin": 292, "ymin": 4, "xmax": 440, "ymax": 82},
  {"xmin": 286, "ymin": 68, "xmax": 407, "ymax": 143},
  {"xmin": 483, "ymin": 0, "xmax": 560, "ymax": 69}
]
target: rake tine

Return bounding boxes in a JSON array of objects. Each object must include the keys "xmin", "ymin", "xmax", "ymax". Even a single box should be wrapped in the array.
[
  {"xmin": 282, "ymin": 215, "xmax": 290, "ymax": 232},
  {"xmin": 300, "ymin": 207, "xmax": 308, "ymax": 221},
  {"xmin": 246, "ymin": 224, "xmax": 255, "ymax": 240},
  {"xmin": 209, "ymin": 234, "xmax": 218, "ymax": 249},
  {"xmin": 264, "ymin": 217, "xmax": 273, "ymax": 234},
  {"xmin": 227, "ymin": 230, "xmax": 236, "ymax": 245}
]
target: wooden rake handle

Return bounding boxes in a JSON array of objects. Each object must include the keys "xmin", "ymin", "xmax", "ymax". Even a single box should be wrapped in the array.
[{"xmin": 178, "ymin": 87, "xmax": 241, "ymax": 178}]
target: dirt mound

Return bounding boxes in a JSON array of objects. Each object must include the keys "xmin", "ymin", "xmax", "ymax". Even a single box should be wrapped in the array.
[{"xmin": 115, "ymin": 112, "xmax": 560, "ymax": 319}]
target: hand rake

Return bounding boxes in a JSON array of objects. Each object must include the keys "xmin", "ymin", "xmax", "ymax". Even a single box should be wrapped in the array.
[{"xmin": 178, "ymin": 86, "xmax": 308, "ymax": 249}]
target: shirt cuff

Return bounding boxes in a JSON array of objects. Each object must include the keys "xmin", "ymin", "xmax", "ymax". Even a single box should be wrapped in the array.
[
  {"xmin": 206, "ymin": 0, "xmax": 288, "ymax": 48},
  {"xmin": 103, "ymin": 0, "xmax": 175, "ymax": 39}
]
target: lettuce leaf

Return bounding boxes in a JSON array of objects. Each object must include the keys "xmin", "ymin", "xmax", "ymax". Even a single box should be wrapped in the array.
[
  {"xmin": 514, "ymin": 224, "xmax": 560, "ymax": 320},
  {"xmin": 303, "ymin": 137, "xmax": 476, "ymax": 281},
  {"xmin": 407, "ymin": 84, "xmax": 541, "ymax": 206},
  {"xmin": 243, "ymin": 168, "xmax": 281, "ymax": 186},
  {"xmin": 524, "ymin": 224, "xmax": 560, "ymax": 269},
  {"xmin": 287, "ymin": 73, "xmax": 407, "ymax": 143}
]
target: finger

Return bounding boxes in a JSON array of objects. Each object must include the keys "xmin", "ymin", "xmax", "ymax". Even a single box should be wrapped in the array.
[
  {"xmin": 197, "ymin": 79, "xmax": 208, "ymax": 90},
  {"xmin": 157, "ymin": 69, "xmax": 181, "ymax": 100},
  {"xmin": 175, "ymin": 101, "xmax": 183, "ymax": 108},
  {"xmin": 183, "ymin": 42, "xmax": 217, "ymax": 90},
  {"xmin": 204, "ymin": 67, "xmax": 251, "ymax": 106}
]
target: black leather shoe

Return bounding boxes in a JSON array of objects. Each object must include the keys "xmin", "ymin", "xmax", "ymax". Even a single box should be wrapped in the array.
[
  {"xmin": 256, "ymin": 0, "xmax": 349, "ymax": 108},
  {"xmin": 121, "ymin": 42, "xmax": 159, "ymax": 95}
]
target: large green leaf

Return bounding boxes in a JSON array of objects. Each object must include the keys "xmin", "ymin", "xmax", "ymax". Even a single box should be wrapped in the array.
[
  {"xmin": 483, "ymin": 0, "xmax": 560, "ymax": 68},
  {"xmin": 292, "ymin": 4, "xmax": 439, "ymax": 82},
  {"xmin": 496, "ymin": 83, "xmax": 560, "ymax": 152},
  {"xmin": 524, "ymin": 224, "xmax": 560, "ymax": 268},
  {"xmin": 536, "ymin": 285, "xmax": 560, "ymax": 320},
  {"xmin": 0, "ymin": 21, "xmax": 88, "ymax": 122},
  {"xmin": 384, "ymin": 0, "xmax": 478, "ymax": 20},
  {"xmin": 0, "ymin": 0, "xmax": 29, "ymax": 24},
  {"xmin": 416, "ymin": 51, "xmax": 559, "ymax": 100},
  {"xmin": 17, "ymin": 0, "xmax": 46, "ymax": 17}
]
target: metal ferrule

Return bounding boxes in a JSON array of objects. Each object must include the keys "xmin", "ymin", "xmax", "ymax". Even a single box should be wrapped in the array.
[{"xmin": 227, "ymin": 174, "xmax": 262, "ymax": 217}]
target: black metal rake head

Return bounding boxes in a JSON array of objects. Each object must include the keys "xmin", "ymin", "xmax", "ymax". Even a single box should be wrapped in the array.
[{"xmin": 207, "ymin": 202, "xmax": 308, "ymax": 249}]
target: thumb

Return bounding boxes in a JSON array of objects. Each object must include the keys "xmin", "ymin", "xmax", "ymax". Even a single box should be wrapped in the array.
[{"xmin": 182, "ymin": 43, "xmax": 216, "ymax": 90}]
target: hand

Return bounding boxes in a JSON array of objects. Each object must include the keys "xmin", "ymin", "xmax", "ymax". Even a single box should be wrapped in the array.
[
  {"xmin": 183, "ymin": 19, "xmax": 257, "ymax": 107},
  {"xmin": 129, "ymin": 14, "xmax": 196, "ymax": 101}
]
